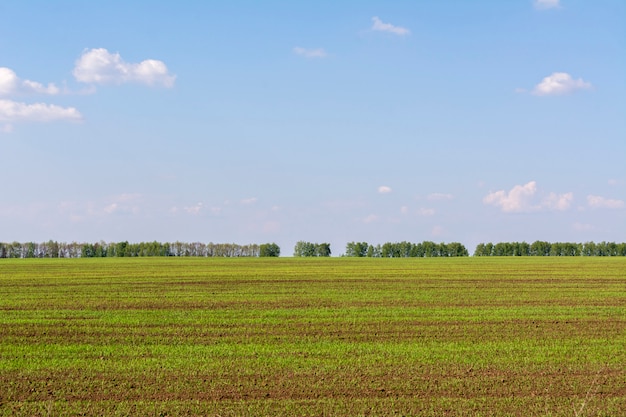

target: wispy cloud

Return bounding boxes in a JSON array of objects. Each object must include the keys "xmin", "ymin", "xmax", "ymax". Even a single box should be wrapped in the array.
[
  {"xmin": 427, "ymin": 193, "xmax": 454, "ymax": 201},
  {"xmin": 184, "ymin": 202, "xmax": 204, "ymax": 215},
  {"xmin": 378, "ymin": 186, "xmax": 393, "ymax": 194},
  {"xmin": 417, "ymin": 208, "xmax": 436, "ymax": 216},
  {"xmin": 363, "ymin": 214, "xmax": 379, "ymax": 223},
  {"xmin": 483, "ymin": 181, "xmax": 573, "ymax": 213},
  {"xmin": 543, "ymin": 192, "xmax": 573, "ymax": 211},
  {"xmin": 293, "ymin": 47, "xmax": 327, "ymax": 59},
  {"xmin": 534, "ymin": 0, "xmax": 560, "ymax": 10},
  {"xmin": 531, "ymin": 72, "xmax": 592, "ymax": 96},
  {"xmin": 73, "ymin": 48, "xmax": 176, "ymax": 87},
  {"xmin": 587, "ymin": 195, "xmax": 624, "ymax": 209},
  {"xmin": 371, "ymin": 17, "xmax": 410, "ymax": 36},
  {"xmin": 240, "ymin": 197, "xmax": 258, "ymax": 205},
  {"xmin": 58, "ymin": 193, "xmax": 142, "ymax": 222},
  {"xmin": 171, "ymin": 202, "xmax": 221, "ymax": 216}
]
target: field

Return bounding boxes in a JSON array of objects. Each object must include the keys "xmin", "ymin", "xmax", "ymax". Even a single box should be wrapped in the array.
[{"xmin": 0, "ymin": 257, "xmax": 624, "ymax": 416}]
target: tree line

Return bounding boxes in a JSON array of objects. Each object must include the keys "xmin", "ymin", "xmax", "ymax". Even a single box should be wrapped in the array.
[
  {"xmin": 343, "ymin": 241, "xmax": 470, "ymax": 257},
  {"xmin": 473, "ymin": 241, "xmax": 626, "ymax": 257},
  {"xmin": 2, "ymin": 240, "xmax": 625, "ymax": 259},
  {"xmin": 0, "ymin": 241, "xmax": 280, "ymax": 259}
]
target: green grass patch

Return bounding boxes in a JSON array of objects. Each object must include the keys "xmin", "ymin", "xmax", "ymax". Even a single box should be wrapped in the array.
[{"xmin": 0, "ymin": 257, "xmax": 624, "ymax": 416}]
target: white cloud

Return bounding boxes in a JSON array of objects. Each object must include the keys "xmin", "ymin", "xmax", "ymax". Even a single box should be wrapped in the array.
[
  {"xmin": 378, "ymin": 186, "xmax": 392, "ymax": 194},
  {"xmin": 0, "ymin": 99, "xmax": 82, "ymax": 123},
  {"xmin": 57, "ymin": 194, "xmax": 142, "ymax": 222},
  {"xmin": 371, "ymin": 16, "xmax": 410, "ymax": 36},
  {"xmin": 0, "ymin": 67, "xmax": 60, "ymax": 97},
  {"xmin": 483, "ymin": 181, "xmax": 538, "ymax": 212},
  {"xmin": 103, "ymin": 203, "xmax": 119, "ymax": 214},
  {"xmin": 427, "ymin": 193, "xmax": 454, "ymax": 201},
  {"xmin": 293, "ymin": 47, "xmax": 327, "ymax": 58},
  {"xmin": 184, "ymin": 202, "xmax": 204, "ymax": 215},
  {"xmin": 0, "ymin": 67, "xmax": 80, "ymax": 131},
  {"xmin": 483, "ymin": 181, "xmax": 573, "ymax": 213},
  {"xmin": 400, "ymin": 206, "xmax": 409, "ymax": 214},
  {"xmin": 543, "ymin": 192, "xmax": 573, "ymax": 211},
  {"xmin": 531, "ymin": 72, "xmax": 592, "ymax": 96},
  {"xmin": 73, "ymin": 48, "xmax": 176, "ymax": 87},
  {"xmin": 587, "ymin": 195, "xmax": 625, "ymax": 209},
  {"xmin": 102, "ymin": 194, "xmax": 141, "ymax": 215},
  {"xmin": 534, "ymin": 0, "xmax": 560, "ymax": 10}
]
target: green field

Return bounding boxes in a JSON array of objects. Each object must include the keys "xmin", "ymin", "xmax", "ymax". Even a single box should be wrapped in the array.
[{"xmin": 0, "ymin": 257, "xmax": 624, "ymax": 416}]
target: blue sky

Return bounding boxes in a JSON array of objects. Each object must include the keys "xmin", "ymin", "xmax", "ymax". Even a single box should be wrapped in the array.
[{"xmin": 1, "ymin": 0, "xmax": 624, "ymax": 255}]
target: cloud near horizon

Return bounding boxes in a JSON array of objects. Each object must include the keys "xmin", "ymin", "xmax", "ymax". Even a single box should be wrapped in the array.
[
  {"xmin": 371, "ymin": 17, "xmax": 410, "ymax": 36},
  {"xmin": 587, "ymin": 195, "xmax": 625, "ymax": 209},
  {"xmin": 73, "ymin": 48, "xmax": 176, "ymax": 87},
  {"xmin": 240, "ymin": 197, "xmax": 258, "ymax": 205},
  {"xmin": 483, "ymin": 181, "xmax": 573, "ymax": 213}
]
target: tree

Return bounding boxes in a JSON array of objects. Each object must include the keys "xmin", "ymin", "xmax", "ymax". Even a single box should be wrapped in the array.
[
  {"xmin": 367, "ymin": 244, "xmax": 382, "ymax": 257},
  {"xmin": 315, "ymin": 243, "xmax": 331, "ymax": 257},
  {"xmin": 115, "ymin": 241, "xmax": 129, "ymax": 257},
  {"xmin": 422, "ymin": 241, "xmax": 437, "ymax": 257},
  {"xmin": 259, "ymin": 243, "xmax": 280, "ymax": 257},
  {"xmin": 530, "ymin": 241, "xmax": 551, "ymax": 256},
  {"xmin": 293, "ymin": 241, "xmax": 317, "ymax": 257},
  {"xmin": 82, "ymin": 244, "xmax": 95, "ymax": 258},
  {"xmin": 446, "ymin": 242, "xmax": 469, "ymax": 257},
  {"xmin": 345, "ymin": 242, "xmax": 369, "ymax": 257}
]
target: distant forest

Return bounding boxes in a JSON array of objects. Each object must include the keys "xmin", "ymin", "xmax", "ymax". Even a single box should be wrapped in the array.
[
  {"xmin": 0, "ymin": 241, "xmax": 279, "ymax": 259},
  {"xmin": 343, "ymin": 241, "xmax": 626, "ymax": 257},
  {"xmin": 473, "ymin": 241, "xmax": 626, "ymax": 257},
  {"xmin": 1, "ymin": 240, "xmax": 625, "ymax": 259}
]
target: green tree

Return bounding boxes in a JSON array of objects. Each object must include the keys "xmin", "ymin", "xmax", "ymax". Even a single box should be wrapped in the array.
[
  {"xmin": 530, "ymin": 241, "xmax": 551, "ymax": 256},
  {"xmin": 82, "ymin": 244, "xmax": 95, "ymax": 258},
  {"xmin": 293, "ymin": 241, "xmax": 317, "ymax": 257},
  {"xmin": 315, "ymin": 243, "xmax": 331, "ymax": 257},
  {"xmin": 446, "ymin": 242, "xmax": 469, "ymax": 257},
  {"xmin": 115, "ymin": 241, "xmax": 128, "ymax": 257},
  {"xmin": 345, "ymin": 242, "xmax": 369, "ymax": 257},
  {"xmin": 259, "ymin": 243, "xmax": 280, "ymax": 257}
]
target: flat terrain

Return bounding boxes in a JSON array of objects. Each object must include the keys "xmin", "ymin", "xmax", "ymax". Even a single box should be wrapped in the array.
[{"xmin": 0, "ymin": 257, "xmax": 624, "ymax": 416}]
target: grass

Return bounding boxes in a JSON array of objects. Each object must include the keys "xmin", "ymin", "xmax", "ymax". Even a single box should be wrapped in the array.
[{"xmin": 0, "ymin": 257, "xmax": 624, "ymax": 416}]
